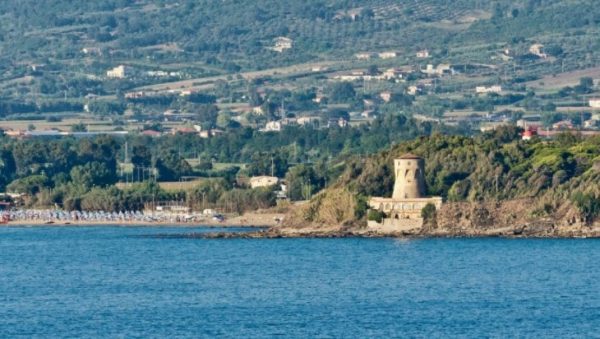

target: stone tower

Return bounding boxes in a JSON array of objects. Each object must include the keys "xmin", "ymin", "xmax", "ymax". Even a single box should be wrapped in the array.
[{"xmin": 392, "ymin": 153, "xmax": 426, "ymax": 199}]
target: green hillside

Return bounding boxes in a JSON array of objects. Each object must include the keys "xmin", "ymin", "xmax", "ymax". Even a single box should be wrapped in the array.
[
  {"xmin": 286, "ymin": 128, "xmax": 600, "ymax": 227},
  {"xmin": 2, "ymin": 0, "xmax": 599, "ymax": 76}
]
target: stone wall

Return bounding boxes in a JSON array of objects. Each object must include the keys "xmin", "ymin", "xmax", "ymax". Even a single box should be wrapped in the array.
[{"xmin": 367, "ymin": 217, "xmax": 424, "ymax": 233}]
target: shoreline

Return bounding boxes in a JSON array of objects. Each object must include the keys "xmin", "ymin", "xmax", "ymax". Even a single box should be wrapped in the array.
[
  {"xmin": 1, "ymin": 211, "xmax": 286, "ymax": 228},
  {"xmin": 2, "ymin": 221, "xmax": 266, "ymax": 228},
  {"xmin": 3, "ymin": 223, "xmax": 599, "ymax": 238}
]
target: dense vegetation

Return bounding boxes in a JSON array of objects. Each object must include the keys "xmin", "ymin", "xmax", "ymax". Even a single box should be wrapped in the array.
[
  {"xmin": 2, "ymin": 0, "xmax": 600, "ymax": 102},
  {"xmin": 294, "ymin": 127, "xmax": 600, "ymax": 225},
  {"xmin": 0, "ymin": 114, "xmax": 455, "ymax": 211}
]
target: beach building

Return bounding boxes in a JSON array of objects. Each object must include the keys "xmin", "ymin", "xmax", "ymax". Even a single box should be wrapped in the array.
[{"xmin": 368, "ymin": 154, "xmax": 442, "ymax": 232}]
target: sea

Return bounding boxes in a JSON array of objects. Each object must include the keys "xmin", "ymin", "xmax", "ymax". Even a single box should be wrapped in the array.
[{"xmin": 1, "ymin": 226, "xmax": 599, "ymax": 338}]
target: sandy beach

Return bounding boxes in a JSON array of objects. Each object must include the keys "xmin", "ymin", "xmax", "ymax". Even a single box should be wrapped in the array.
[{"xmin": 3, "ymin": 212, "xmax": 286, "ymax": 228}]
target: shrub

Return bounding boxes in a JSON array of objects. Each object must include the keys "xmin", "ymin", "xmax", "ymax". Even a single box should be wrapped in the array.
[
  {"xmin": 572, "ymin": 192, "xmax": 600, "ymax": 224},
  {"xmin": 367, "ymin": 209, "xmax": 385, "ymax": 223},
  {"xmin": 421, "ymin": 203, "xmax": 437, "ymax": 221}
]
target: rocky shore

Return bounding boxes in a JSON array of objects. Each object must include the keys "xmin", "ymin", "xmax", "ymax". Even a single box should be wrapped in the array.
[
  {"xmin": 186, "ymin": 198, "xmax": 600, "ymax": 239},
  {"xmin": 156, "ymin": 222, "xmax": 600, "ymax": 239}
]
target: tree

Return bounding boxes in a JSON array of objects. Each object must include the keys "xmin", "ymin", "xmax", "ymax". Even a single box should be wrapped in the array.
[
  {"xmin": 70, "ymin": 161, "xmax": 115, "ymax": 189},
  {"xmin": 367, "ymin": 209, "xmax": 385, "ymax": 223},
  {"xmin": 575, "ymin": 77, "xmax": 594, "ymax": 94},
  {"xmin": 572, "ymin": 192, "xmax": 600, "ymax": 224},
  {"xmin": 131, "ymin": 145, "xmax": 152, "ymax": 168},
  {"xmin": 248, "ymin": 152, "xmax": 288, "ymax": 178},
  {"xmin": 366, "ymin": 65, "xmax": 379, "ymax": 76},
  {"xmin": 216, "ymin": 111, "xmax": 232, "ymax": 129},
  {"xmin": 71, "ymin": 123, "xmax": 87, "ymax": 132},
  {"xmin": 155, "ymin": 150, "xmax": 192, "ymax": 181},
  {"xmin": 328, "ymin": 82, "xmax": 356, "ymax": 103},
  {"xmin": 285, "ymin": 164, "xmax": 323, "ymax": 201},
  {"xmin": 195, "ymin": 104, "xmax": 219, "ymax": 127},
  {"xmin": 7, "ymin": 175, "xmax": 50, "ymax": 195},
  {"xmin": 421, "ymin": 203, "xmax": 437, "ymax": 221},
  {"xmin": 87, "ymin": 101, "xmax": 126, "ymax": 115}
]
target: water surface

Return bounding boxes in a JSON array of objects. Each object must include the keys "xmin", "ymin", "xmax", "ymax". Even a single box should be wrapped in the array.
[{"xmin": 1, "ymin": 227, "xmax": 599, "ymax": 337}]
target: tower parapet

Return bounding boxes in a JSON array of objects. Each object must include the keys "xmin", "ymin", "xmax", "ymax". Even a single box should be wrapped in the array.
[{"xmin": 392, "ymin": 153, "xmax": 426, "ymax": 199}]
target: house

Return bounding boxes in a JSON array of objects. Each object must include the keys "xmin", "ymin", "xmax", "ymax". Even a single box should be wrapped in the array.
[
  {"xmin": 29, "ymin": 64, "xmax": 46, "ymax": 72},
  {"xmin": 407, "ymin": 85, "xmax": 424, "ymax": 96},
  {"xmin": 125, "ymin": 91, "xmax": 146, "ymax": 99},
  {"xmin": 416, "ymin": 50, "xmax": 430, "ymax": 58},
  {"xmin": 199, "ymin": 129, "xmax": 224, "ymax": 139},
  {"xmin": 313, "ymin": 94, "xmax": 327, "ymax": 104},
  {"xmin": 249, "ymin": 176, "xmax": 279, "ymax": 189},
  {"xmin": 589, "ymin": 99, "xmax": 600, "ymax": 108},
  {"xmin": 3, "ymin": 130, "xmax": 25, "ymax": 138},
  {"xmin": 516, "ymin": 117, "xmax": 542, "ymax": 130},
  {"xmin": 361, "ymin": 110, "xmax": 376, "ymax": 119},
  {"xmin": 178, "ymin": 90, "xmax": 195, "ymax": 96},
  {"xmin": 379, "ymin": 51, "xmax": 398, "ymax": 59},
  {"xmin": 106, "ymin": 65, "xmax": 132, "ymax": 79},
  {"xmin": 552, "ymin": 120, "xmax": 574, "ymax": 130},
  {"xmin": 147, "ymin": 70, "xmax": 182, "ymax": 78},
  {"xmin": 263, "ymin": 121, "xmax": 283, "ymax": 132},
  {"xmin": 269, "ymin": 37, "xmax": 293, "ymax": 53},
  {"xmin": 141, "ymin": 130, "xmax": 162, "ymax": 137},
  {"xmin": 250, "ymin": 106, "xmax": 264, "ymax": 115},
  {"xmin": 175, "ymin": 127, "xmax": 198, "ymax": 135},
  {"xmin": 381, "ymin": 68, "xmax": 404, "ymax": 80},
  {"xmin": 529, "ymin": 43, "xmax": 547, "ymax": 58},
  {"xmin": 584, "ymin": 119, "xmax": 598, "ymax": 129},
  {"xmin": 522, "ymin": 128, "xmax": 537, "ymax": 141},
  {"xmin": 327, "ymin": 117, "xmax": 348, "ymax": 128},
  {"xmin": 297, "ymin": 116, "xmax": 320, "ymax": 126},
  {"xmin": 355, "ymin": 53, "xmax": 373, "ymax": 60},
  {"xmin": 422, "ymin": 64, "xmax": 453, "ymax": 76},
  {"xmin": 82, "ymin": 47, "xmax": 102, "ymax": 55},
  {"xmin": 334, "ymin": 74, "xmax": 364, "ymax": 81},
  {"xmin": 380, "ymin": 91, "xmax": 393, "ymax": 103},
  {"xmin": 476, "ymin": 85, "xmax": 502, "ymax": 94}
]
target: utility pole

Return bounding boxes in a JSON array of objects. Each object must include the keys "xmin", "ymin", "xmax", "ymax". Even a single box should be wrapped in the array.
[
  {"xmin": 124, "ymin": 141, "xmax": 129, "ymax": 163},
  {"xmin": 271, "ymin": 155, "xmax": 275, "ymax": 177}
]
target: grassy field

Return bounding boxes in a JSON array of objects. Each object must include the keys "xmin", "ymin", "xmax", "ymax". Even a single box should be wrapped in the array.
[
  {"xmin": 136, "ymin": 61, "xmax": 341, "ymax": 93},
  {"xmin": 525, "ymin": 66, "xmax": 600, "ymax": 90},
  {"xmin": 116, "ymin": 178, "xmax": 210, "ymax": 192}
]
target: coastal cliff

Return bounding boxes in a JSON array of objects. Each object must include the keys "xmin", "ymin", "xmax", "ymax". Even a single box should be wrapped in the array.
[{"xmin": 274, "ymin": 129, "xmax": 600, "ymax": 238}]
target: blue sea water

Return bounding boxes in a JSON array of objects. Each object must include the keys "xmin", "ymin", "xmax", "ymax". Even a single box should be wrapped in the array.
[{"xmin": 0, "ymin": 227, "xmax": 599, "ymax": 338}]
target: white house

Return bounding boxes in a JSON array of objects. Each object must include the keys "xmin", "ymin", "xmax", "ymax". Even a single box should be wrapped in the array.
[
  {"xmin": 250, "ymin": 176, "xmax": 279, "ymax": 189},
  {"xmin": 416, "ymin": 50, "xmax": 430, "ymax": 58},
  {"xmin": 106, "ymin": 65, "xmax": 132, "ymax": 79},
  {"xmin": 589, "ymin": 99, "xmax": 600, "ymax": 108},
  {"xmin": 269, "ymin": 37, "xmax": 293, "ymax": 53},
  {"xmin": 263, "ymin": 121, "xmax": 282, "ymax": 132},
  {"xmin": 379, "ymin": 51, "xmax": 398, "ymax": 59},
  {"xmin": 476, "ymin": 85, "xmax": 502, "ymax": 94}
]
